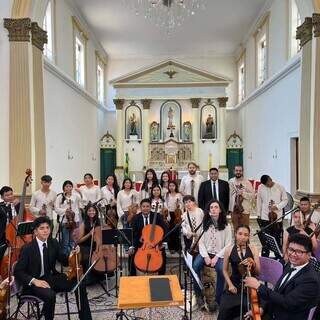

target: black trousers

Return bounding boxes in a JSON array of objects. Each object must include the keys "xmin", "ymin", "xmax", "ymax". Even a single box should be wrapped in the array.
[
  {"xmin": 22, "ymin": 273, "xmax": 92, "ymax": 320},
  {"xmin": 168, "ymin": 212, "xmax": 181, "ymax": 251}
]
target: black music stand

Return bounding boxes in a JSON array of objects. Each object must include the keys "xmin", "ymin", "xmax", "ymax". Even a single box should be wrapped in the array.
[
  {"xmin": 17, "ymin": 221, "xmax": 34, "ymax": 236},
  {"xmin": 102, "ymin": 228, "xmax": 132, "ymax": 297},
  {"xmin": 257, "ymin": 231, "xmax": 282, "ymax": 259}
]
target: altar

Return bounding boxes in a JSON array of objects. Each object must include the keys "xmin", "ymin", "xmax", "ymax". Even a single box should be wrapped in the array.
[{"xmin": 110, "ymin": 59, "xmax": 231, "ymax": 176}]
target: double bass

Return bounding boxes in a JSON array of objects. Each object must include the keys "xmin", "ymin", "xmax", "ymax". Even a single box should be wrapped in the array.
[
  {"xmin": 1, "ymin": 169, "xmax": 35, "ymax": 278},
  {"xmin": 134, "ymin": 204, "xmax": 163, "ymax": 273}
]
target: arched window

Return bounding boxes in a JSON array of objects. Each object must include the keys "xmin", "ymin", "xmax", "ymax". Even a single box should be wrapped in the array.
[{"xmin": 288, "ymin": 0, "xmax": 301, "ymax": 58}]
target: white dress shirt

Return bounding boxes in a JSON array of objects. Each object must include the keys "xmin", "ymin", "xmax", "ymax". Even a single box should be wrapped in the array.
[
  {"xmin": 36, "ymin": 237, "xmax": 48, "ymax": 277},
  {"xmin": 211, "ymin": 180, "xmax": 219, "ymax": 201},
  {"xmin": 101, "ymin": 186, "xmax": 116, "ymax": 205},
  {"xmin": 29, "ymin": 189, "xmax": 57, "ymax": 219},
  {"xmin": 165, "ymin": 193, "xmax": 183, "ymax": 212},
  {"xmin": 79, "ymin": 185, "xmax": 101, "ymax": 206},
  {"xmin": 180, "ymin": 173, "xmax": 204, "ymax": 203},
  {"xmin": 116, "ymin": 189, "xmax": 140, "ymax": 219},
  {"xmin": 256, "ymin": 182, "xmax": 288, "ymax": 220}
]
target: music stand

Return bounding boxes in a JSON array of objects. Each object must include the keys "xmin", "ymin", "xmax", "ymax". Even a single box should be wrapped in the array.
[
  {"xmin": 17, "ymin": 221, "xmax": 34, "ymax": 236},
  {"xmin": 102, "ymin": 228, "xmax": 133, "ymax": 297},
  {"xmin": 258, "ymin": 232, "xmax": 282, "ymax": 259}
]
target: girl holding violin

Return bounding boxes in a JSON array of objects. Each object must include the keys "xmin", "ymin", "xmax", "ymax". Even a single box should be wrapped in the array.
[
  {"xmin": 283, "ymin": 210, "xmax": 317, "ymax": 262},
  {"xmin": 140, "ymin": 169, "xmax": 158, "ymax": 199},
  {"xmin": 77, "ymin": 173, "xmax": 101, "ymax": 209},
  {"xmin": 218, "ymin": 224, "xmax": 260, "ymax": 320},
  {"xmin": 55, "ymin": 180, "xmax": 82, "ymax": 255},
  {"xmin": 165, "ymin": 181, "xmax": 183, "ymax": 253}
]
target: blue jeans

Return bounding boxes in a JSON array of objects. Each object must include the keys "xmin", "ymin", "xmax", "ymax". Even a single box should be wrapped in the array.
[
  {"xmin": 192, "ymin": 254, "xmax": 225, "ymax": 304},
  {"xmin": 61, "ymin": 225, "xmax": 76, "ymax": 256}
]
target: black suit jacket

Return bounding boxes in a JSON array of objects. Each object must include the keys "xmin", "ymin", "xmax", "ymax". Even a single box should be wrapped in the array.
[
  {"xmin": 0, "ymin": 202, "xmax": 20, "ymax": 245},
  {"xmin": 131, "ymin": 212, "xmax": 168, "ymax": 249},
  {"xmin": 14, "ymin": 238, "xmax": 68, "ymax": 287},
  {"xmin": 198, "ymin": 179, "xmax": 229, "ymax": 212},
  {"xmin": 259, "ymin": 263, "xmax": 320, "ymax": 320}
]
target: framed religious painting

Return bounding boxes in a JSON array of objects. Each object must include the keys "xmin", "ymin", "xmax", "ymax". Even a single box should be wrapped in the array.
[
  {"xmin": 200, "ymin": 103, "xmax": 217, "ymax": 141},
  {"xmin": 150, "ymin": 121, "xmax": 160, "ymax": 142},
  {"xmin": 182, "ymin": 121, "xmax": 192, "ymax": 142},
  {"xmin": 160, "ymin": 100, "xmax": 182, "ymax": 141},
  {"xmin": 125, "ymin": 103, "xmax": 142, "ymax": 141}
]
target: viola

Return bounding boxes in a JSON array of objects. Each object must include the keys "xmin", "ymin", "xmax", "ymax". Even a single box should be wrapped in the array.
[
  {"xmin": 233, "ymin": 183, "xmax": 244, "ymax": 215},
  {"xmin": 66, "ymin": 248, "xmax": 83, "ymax": 281},
  {"xmin": 127, "ymin": 194, "xmax": 138, "ymax": 225},
  {"xmin": 173, "ymin": 198, "xmax": 182, "ymax": 224},
  {"xmin": 268, "ymin": 199, "xmax": 281, "ymax": 232},
  {"xmin": 134, "ymin": 209, "xmax": 164, "ymax": 273},
  {"xmin": 65, "ymin": 199, "xmax": 77, "ymax": 230},
  {"xmin": 1, "ymin": 169, "xmax": 35, "ymax": 279}
]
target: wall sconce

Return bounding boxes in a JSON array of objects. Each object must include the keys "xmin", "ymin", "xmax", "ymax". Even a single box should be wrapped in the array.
[
  {"xmin": 248, "ymin": 152, "xmax": 253, "ymax": 160},
  {"xmin": 67, "ymin": 150, "xmax": 74, "ymax": 160},
  {"xmin": 272, "ymin": 149, "xmax": 278, "ymax": 159},
  {"xmin": 91, "ymin": 153, "xmax": 97, "ymax": 161}
]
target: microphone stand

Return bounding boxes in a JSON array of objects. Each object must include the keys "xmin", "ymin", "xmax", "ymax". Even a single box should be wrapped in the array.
[{"xmin": 253, "ymin": 206, "xmax": 300, "ymax": 237}]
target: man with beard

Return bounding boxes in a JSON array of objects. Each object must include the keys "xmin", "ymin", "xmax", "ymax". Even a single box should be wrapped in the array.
[
  {"xmin": 180, "ymin": 162, "xmax": 204, "ymax": 204},
  {"xmin": 298, "ymin": 196, "xmax": 320, "ymax": 227},
  {"xmin": 228, "ymin": 165, "xmax": 254, "ymax": 230}
]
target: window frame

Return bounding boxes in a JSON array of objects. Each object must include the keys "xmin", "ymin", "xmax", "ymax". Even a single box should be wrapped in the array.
[
  {"xmin": 95, "ymin": 51, "xmax": 107, "ymax": 105},
  {"xmin": 287, "ymin": 0, "xmax": 301, "ymax": 59},
  {"xmin": 72, "ymin": 16, "xmax": 88, "ymax": 88},
  {"xmin": 237, "ymin": 50, "xmax": 246, "ymax": 103},
  {"xmin": 43, "ymin": 0, "xmax": 56, "ymax": 62}
]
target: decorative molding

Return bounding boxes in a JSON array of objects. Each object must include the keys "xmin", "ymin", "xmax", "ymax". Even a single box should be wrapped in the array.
[
  {"xmin": 31, "ymin": 22, "xmax": 47, "ymax": 51},
  {"xmin": 95, "ymin": 50, "xmax": 107, "ymax": 65},
  {"xmin": 100, "ymin": 131, "xmax": 116, "ymax": 148},
  {"xmin": 190, "ymin": 98, "xmax": 201, "ymax": 109},
  {"xmin": 71, "ymin": 16, "xmax": 88, "ymax": 41},
  {"xmin": 231, "ymin": 54, "xmax": 301, "ymax": 111},
  {"xmin": 113, "ymin": 99, "xmax": 125, "ymax": 110},
  {"xmin": 44, "ymin": 58, "xmax": 107, "ymax": 111},
  {"xmin": 313, "ymin": 13, "xmax": 320, "ymax": 37},
  {"xmin": 3, "ymin": 18, "xmax": 31, "ymax": 42},
  {"xmin": 217, "ymin": 97, "xmax": 228, "ymax": 108},
  {"xmin": 141, "ymin": 99, "xmax": 152, "ymax": 109},
  {"xmin": 296, "ymin": 17, "xmax": 313, "ymax": 47}
]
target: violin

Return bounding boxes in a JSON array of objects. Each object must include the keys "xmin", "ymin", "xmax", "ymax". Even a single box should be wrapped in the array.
[
  {"xmin": 65, "ymin": 247, "xmax": 83, "ymax": 281},
  {"xmin": 173, "ymin": 198, "xmax": 182, "ymax": 224},
  {"xmin": 127, "ymin": 194, "xmax": 138, "ymax": 225},
  {"xmin": 268, "ymin": 200, "xmax": 281, "ymax": 232},
  {"xmin": 134, "ymin": 203, "xmax": 164, "ymax": 273},
  {"xmin": 233, "ymin": 183, "xmax": 244, "ymax": 215},
  {"xmin": 65, "ymin": 199, "xmax": 77, "ymax": 230},
  {"xmin": 1, "ymin": 169, "xmax": 35, "ymax": 279}
]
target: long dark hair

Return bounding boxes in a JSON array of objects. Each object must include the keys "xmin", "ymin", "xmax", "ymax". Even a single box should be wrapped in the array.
[
  {"xmin": 160, "ymin": 171, "xmax": 170, "ymax": 188},
  {"xmin": 83, "ymin": 203, "xmax": 100, "ymax": 228},
  {"xmin": 121, "ymin": 178, "xmax": 133, "ymax": 190},
  {"xmin": 141, "ymin": 169, "xmax": 158, "ymax": 192},
  {"xmin": 149, "ymin": 185, "xmax": 164, "ymax": 201},
  {"xmin": 105, "ymin": 174, "xmax": 120, "ymax": 197},
  {"xmin": 203, "ymin": 199, "xmax": 228, "ymax": 231},
  {"xmin": 167, "ymin": 180, "xmax": 179, "ymax": 193},
  {"xmin": 60, "ymin": 180, "xmax": 73, "ymax": 204}
]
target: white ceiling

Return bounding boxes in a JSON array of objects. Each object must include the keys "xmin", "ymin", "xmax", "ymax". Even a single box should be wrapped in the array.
[{"xmin": 74, "ymin": 0, "xmax": 268, "ymax": 59}]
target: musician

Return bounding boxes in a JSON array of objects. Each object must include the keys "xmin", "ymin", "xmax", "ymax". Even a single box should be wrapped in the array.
[
  {"xmin": 128, "ymin": 198, "xmax": 168, "ymax": 276},
  {"xmin": 245, "ymin": 234, "xmax": 320, "ymax": 320},
  {"xmin": 228, "ymin": 165, "xmax": 254, "ymax": 230},
  {"xmin": 55, "ymin": 181, "xmax": 81, "ymax": 255},
  {"xmin": 78, "ymin": 204, "xmax": 100, "ymax": 273},
  {"xmin": 180, "ymin": 162, "xmax": 204, "ymax": 204},
  {"xmin": 193, "ymin": 200, "xmax": 232, "ymax": 310},
  {"xmin": 298, "ymin": 196, "xmax": 320, "ymax": 226},
  {"xmin": 0, "ymin": 186, "xmax": 20, "ymax": 260},
  {"xmin": 165, "ymin": 181, "xmax": 183, "ymax": 253},
  {"xmin": 160, "ymin": 171, "xmax": 170, "ymax": 194},
  {"xmin": 29, "ymin": 175, "xmax": 57, "ymax": 220},
  {"xmin": 77, "ymin": 173, "xmax": 101, "ymax": 207},
  {"xmin": 140, "ymin": 168, "xmax": 158, "ymax": 199},
  {"xmin": 283, "ymin": 210, "xmax": 317, "ymax": 262},
  {"xmin": 181, "ymin": 195, "xmax": 204, "ymax": 251},
  {"xmin": 149, "ymin": 185, "xmax": 168, "ymax": 222},
  {"xmin": 117, "ymin": 178, "xmax": 139, "ymax": 228},
  {"xmin": 14, "ymin": 216, "xmax": 92, "ymax": 320},
  {"xmin": 198, "ymin": 167, "xmax": 229, "ymax": 213},
  {"xmin": 256, "ymin": 175, "xmax": 288, "ymax": 257},
  {"xmin": 218, "ymin": 225, "xmax": 260, "ymax": 320},
  {"xmin": 100, "ymin": 174, "xmax": 119, "ymax": 208}
]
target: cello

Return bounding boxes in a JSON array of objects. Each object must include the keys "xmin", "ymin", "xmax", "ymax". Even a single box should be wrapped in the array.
[
  {"xmin": 134, "ymin": 205, "xmax": 164, "ymax": 273},
  {"xmin": 1, "ymin": 169, "xmax": 34, "ymax": 278}
]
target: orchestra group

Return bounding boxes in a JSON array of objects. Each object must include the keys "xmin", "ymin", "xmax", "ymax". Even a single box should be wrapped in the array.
[{"xmin": 0, "ymin": 162, "xmax": 320, "ymax": 319}]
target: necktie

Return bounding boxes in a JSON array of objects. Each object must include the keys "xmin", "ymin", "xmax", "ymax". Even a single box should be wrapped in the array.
[
  {"xmin": 43, "ymin": 243, "xmax": 50, "ymax": 276},
  {"xmin": 144, "ymin": 216, "xmax": 148, "ymax": 226},
  {"xmin": 213, "ymin": 181, "xmax": 217, "ymax": 200},
  {"xmin": 7, "ymin": 204, "xmax": 13, "ymax": 221},
  {"xmin": 191, "ymin": 180, "xmax": 195, "ymax": 197},
  {"xmin": 279, "ymin": 267, "xmax": 296, "ymax": 289}
]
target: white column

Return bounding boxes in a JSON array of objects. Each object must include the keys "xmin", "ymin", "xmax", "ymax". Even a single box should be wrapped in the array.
[
  {"xmin": 190, "ymin": 98, "xmax": 200, "ymax": 165},
  {"xmin": 218, "ymin": 97, "xmax": 228, "ymax": 167},
  {"xmin": 114, "ymin": 99, "xmax": 125, "ymax": 168},
  {"xmin": 142, "ymin": 99, "xmax": 151, "ymax": 169}
]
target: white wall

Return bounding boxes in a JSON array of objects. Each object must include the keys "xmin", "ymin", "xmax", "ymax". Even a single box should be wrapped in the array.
[{"xmin": 0, "ymin": 0, "xmax": 11, "ymax": 186}]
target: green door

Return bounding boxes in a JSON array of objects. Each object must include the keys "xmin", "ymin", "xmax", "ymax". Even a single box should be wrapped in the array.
[
  {"xmin": 100, "ymin": 148, "xmax": 116, "ymax": 184},
  {"xmin": 227, "ymin": 148, "xmax": 243, "ymax": 179}
]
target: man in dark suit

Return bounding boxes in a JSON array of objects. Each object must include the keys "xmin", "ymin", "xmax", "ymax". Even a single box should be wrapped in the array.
[
  {"xmin": 198, "ymin": 168, "xmax": 229, "ymax": 213},
  {"xmin": 0, "ymin": 186, "xmax": 20, "ymax": 260},
  {"xmin": 244, "ymin": 233, "xmax": 320, "ymax": 320},
  {"xmin": 128, "ymin": 198, "xmax": 168, "ymax": 276},
  {"xmin": 14, "ymin": 216, "xmax": 92, "ymax": 320}
]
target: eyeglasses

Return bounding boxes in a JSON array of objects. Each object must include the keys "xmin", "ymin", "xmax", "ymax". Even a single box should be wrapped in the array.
[{"xmin": 287, "ymin": 247, "xmax": 308, "ymax": 256}]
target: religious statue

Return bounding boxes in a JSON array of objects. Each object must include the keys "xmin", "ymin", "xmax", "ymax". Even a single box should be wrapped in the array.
[
  {"xmin": 129, "ymin": 113, "xmax": 138, "ymax": 136},
  {"xmin": 167, "ymin": 106, "xmax": 175, "ymax": 130},
  {"xmin": 183, "ymin": 121, "xmax": 192, "ymax": 142},
  {"xmin": 204, "ymin": 113, "xmax": 215, "ymax": 139},
  {"xmin": 150, "ymin": 121, "xmax": 159, "ymax": 141}
]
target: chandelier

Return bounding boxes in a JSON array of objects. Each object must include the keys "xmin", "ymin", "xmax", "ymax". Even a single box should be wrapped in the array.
[{"xmin": 125, "ymin": 0, "xmax": 207, "ymax": 34}]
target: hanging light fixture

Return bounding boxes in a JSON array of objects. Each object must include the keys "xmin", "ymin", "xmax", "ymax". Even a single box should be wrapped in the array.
[{"xmin": 125, "ymin": 0, "xmax": 207, "ymax": 34}]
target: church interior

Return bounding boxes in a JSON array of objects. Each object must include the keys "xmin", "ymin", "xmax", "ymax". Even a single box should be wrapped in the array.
[{"xmin": 0, "ymin": 0, "xmax": 320, "ymax": 319}]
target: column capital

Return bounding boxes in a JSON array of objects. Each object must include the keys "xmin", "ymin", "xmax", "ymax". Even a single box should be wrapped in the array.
[
  {"xmin": 3, "ymin": 18, "xmax": 31, "ymax": 42},
  {"xmin": 296, "ymin": 17, "xmax": 313, "ymax": 47},
  {"xmin": 313, "ymin": 13, "xmax": 320, "ymax": 38},
  {"xmin": 141, "ymin": 99, "xmax": 152, "ymax": 110},
  {"xmin": 217, "ymin": 97, "xmax": 228, "ymax": 108},
  {"xmin": 113, "ymin": 99, "xmax": 125, "ymax": 110},
  {"xmin": 31, "ymin": 22, "xmax": 47, "ymax": 51},
  {"xmin": 190, "ymin": 98, "xmax": 201, "ymax": 109}
]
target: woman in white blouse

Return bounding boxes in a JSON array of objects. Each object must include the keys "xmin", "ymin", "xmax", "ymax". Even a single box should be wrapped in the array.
[
  {"xmin": 193, "ymin": 199, "xmax": 232, "ymax": 308},
  {"xmin": 140, "ymin": 169, "xmax": 158, "ymax": 199},
  {"xmin": 77, "ymin": 173, "xmax": 101, "ymax": 208},
  {"xmin": 55, "ymin": 180, "xmax": 82, "ymax": 255},
  {"xmin": 100, "ymin": 174, "xmax": 120, "ymax": 209},
  {"xmin": 117, "ymin": 178, "xmax": 139, "ymax": 227},
  {"xmin": 165, "ymin": 181, "xmax": 183, "ymax": 252}
]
